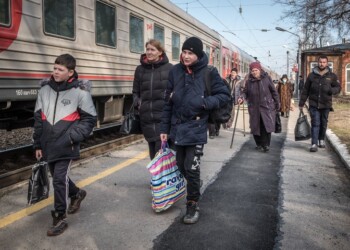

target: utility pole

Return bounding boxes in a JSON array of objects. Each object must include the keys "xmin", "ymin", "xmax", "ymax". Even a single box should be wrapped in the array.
[
  {"xmin": 276, "ymin": 27, "xmax": 301, "ymax": 99},
  {"xmin": 286, "ymin": 51, "xmax": 289, "ymax": 77}
]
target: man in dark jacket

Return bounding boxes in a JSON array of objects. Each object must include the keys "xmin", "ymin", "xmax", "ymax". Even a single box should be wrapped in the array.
[
  {"xmin": 299, "ymin": 55, "xmax": 341, "ymax": 152},
  {"xmin": 33, "ymin": 54, "xmax": 97, "ymax": 236},
  {"xmin": 160, "ymin": 37, "xmax": 230, "ymax": 224}
]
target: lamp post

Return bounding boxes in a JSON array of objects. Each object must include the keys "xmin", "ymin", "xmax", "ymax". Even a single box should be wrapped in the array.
[{"xmin": 275, "ymin": 27, "xmax": 301, "ymax": 99}]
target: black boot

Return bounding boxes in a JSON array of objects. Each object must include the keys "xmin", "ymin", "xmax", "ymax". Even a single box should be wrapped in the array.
[
  {"xmin": 68, "ymin": 189, "xmax": 87, "ymax": 214},
  {"xmin": 47, "ymin": 211, "xmax": 68, "ymax": 236},
  {"xmin": 183, "ymin": 201, "xmax": 200, "ymax": 224}
]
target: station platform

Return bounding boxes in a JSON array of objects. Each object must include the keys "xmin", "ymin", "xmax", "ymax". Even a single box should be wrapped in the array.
[{"xmin": 0, "ymin": 105, "xmax": 349, "ymax": 250}]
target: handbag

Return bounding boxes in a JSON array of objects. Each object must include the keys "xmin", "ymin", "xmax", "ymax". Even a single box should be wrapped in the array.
[
  {"xmin": 295, "ymin": 110, "xmax": 311, "ymax": 141},
  {"xmin": 146, "ymin": 143, "xmax": 186, "ymax": 212},
  {"xmin": 120, "ymin": 106, "xmax": 142, "ymax": 135},
  {"xmin": 275, "ymin": 112, "xmax": 282, "ymax": 133},
  {"xmin": 27, "ymin": 161, "xmax": 50, "ymax": 205}
]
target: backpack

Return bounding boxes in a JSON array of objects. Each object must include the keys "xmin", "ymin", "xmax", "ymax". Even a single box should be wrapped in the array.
[{"xmin": 204, "ymin": 66, "xmax": 233, "ymax": 124}]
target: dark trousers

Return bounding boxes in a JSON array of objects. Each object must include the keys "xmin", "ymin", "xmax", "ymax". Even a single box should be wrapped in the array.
[
  {"xmin": 208, "ymin": 122, "xmax": 220, "ymax": 136},
  {"xmin": 309, "ymin": 106, "xmax": 330, "ymax": 145},
  {"xmin": 48, "ymin": 160, "xmax": 79, "ymax": 213},
  {"xmin": 175, "ymin": 144, "xmax": 203, "ymax": 202},
  {"xmin": 253, "ymin": 116, "xmax": 271, "ymax": 147},
  {"xmin": 148, "ymin": 140, "xmax": 174, "ymax": 160},
  {"xmin": 148, "ymin": 140, "xmax": 162, "ymax": 160}
]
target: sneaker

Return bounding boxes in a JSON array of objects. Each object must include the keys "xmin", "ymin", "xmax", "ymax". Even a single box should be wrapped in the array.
[
  {"xmin": 318, "ymin": 140, "xmax": 326, "ymax": 148},
  {"xmin": 68, "ymin": 189, "xmax": 87, "ymax": 214},
  {"xmin": 310, "ymin": 144, "xmax": 318, "ymax": 152},
  {"xmin": 209, "ymin": 135, "xmax": 215, "ymax": 139},
  {"xmin": 47, "ymin": 211, "xmax": 68, "ymax": 236},
  {"xmin": 263, "ymin": 146, "xmax": 270, "ymax": 152},
  {"xmin": 255, "ymin": 145, "xmax": 263, "ymax": 151},
  {"xmin": 183, "ymin": 201, "xmax": 200, "ymax": 224}
]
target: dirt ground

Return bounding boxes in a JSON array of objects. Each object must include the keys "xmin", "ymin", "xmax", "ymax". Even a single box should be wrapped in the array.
[{"xmin": 328, "ymin": 96, "xmax": 350, "ymax": 152}]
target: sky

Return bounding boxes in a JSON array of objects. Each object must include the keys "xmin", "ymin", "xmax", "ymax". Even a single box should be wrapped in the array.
[{"xmin": 169, "ymin": 0, "xmax": 301, "ymax": 76}]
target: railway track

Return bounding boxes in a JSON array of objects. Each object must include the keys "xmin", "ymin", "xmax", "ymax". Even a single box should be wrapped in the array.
[{"xmin": 0, "ymin": 124, "xmax": 143, "ymax": 189}]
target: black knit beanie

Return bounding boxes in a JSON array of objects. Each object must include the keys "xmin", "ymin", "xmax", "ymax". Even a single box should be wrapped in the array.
[{"xmin": 182, "ymin": 37, "xmax": 203, "ymax": 58}]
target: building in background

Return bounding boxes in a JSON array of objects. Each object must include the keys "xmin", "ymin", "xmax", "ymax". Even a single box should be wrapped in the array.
[{"xmin": 301, "ymin": 43, "xmax": 350, "ymax": 95}]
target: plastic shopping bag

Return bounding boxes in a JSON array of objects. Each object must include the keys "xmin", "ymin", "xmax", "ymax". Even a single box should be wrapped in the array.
[
  {"xmin": 295, "ymin": 110, "xmax": 311, "ymax": 141},
  {"xmin": 27, "ymin": 161, "xmax": 50, "ymax": 205},
  {"xmin": 146, "ymin": 143, "xmax": 186, "ymax": 212}
]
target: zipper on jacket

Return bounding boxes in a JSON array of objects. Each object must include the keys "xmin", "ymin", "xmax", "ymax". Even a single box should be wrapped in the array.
[
  {"xmin": 150, "ymin": 64, "xmax": 157, "ymax": 134},
  {"xmin": 53, "ymin": 90, "xmax": 59, "ymax": 124}
]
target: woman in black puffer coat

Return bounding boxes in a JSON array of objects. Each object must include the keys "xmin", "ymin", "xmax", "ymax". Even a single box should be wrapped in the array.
[{"xmin": 132, "ymin": 39, "xmax": 173, "ymax": 159}]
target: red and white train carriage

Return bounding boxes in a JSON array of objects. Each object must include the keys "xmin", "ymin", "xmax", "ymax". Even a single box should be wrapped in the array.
[{"xmin": 0, "ymin": 0, "xmax": 275, "ymax": 130}]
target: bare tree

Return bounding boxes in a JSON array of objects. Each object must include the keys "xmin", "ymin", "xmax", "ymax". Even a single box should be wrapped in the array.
[{"xmin": 274, "ymin": 0, "xmax": 350, "ymax": 48}]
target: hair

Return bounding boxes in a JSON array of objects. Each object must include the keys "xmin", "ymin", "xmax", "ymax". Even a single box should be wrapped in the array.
[
  {"xmin": 54, "ymin": 54, "xmax": 76, "ymax": 70},
  {"xmin": 231, "ymin": 68, "xmax": 238, "ymax": 73},
  {"xmin": 318, "ymin": 55, "xmax": 328, "ymax": 62},
  {"xmin": 145, "ymin": 39, "xmax": 165, "ymax": 54}
]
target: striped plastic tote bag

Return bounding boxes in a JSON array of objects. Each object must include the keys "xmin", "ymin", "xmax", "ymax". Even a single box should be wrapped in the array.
[{"xmin": 146, "ymin": 143, "xmax": 186, "ymax": 212}]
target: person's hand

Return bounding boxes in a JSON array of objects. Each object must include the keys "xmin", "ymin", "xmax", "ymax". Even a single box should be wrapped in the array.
[
  {"xmin": 237, "ymin": 98, "xmax": 244, "ymax": 104},
  {"xmin": 35, "ymin": 149, "xmax": 42, "ymax": 161},
  {"xmin": 160, "ymin": 134, "xmax": 167, "ymax": 142}
]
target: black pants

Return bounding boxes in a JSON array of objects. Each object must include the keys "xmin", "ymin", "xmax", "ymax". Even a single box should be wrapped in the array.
[
  {"xmin": 175, "ymin": 144, "xmax": 203, "ymax": 202},
  {"xmin": 148, "ymin": 140, "xmax": 174, "ymax": 160},
  {"xmin": 208, "ymin": 122, "xmax": 220, "ymax": 136},
  {"xmin": 253, "ymin": 116, "xmax": 271, "ymax": 147},
  {"xmin": 148, "ymin": 140, "xmax": 162, "ymax": 160},
  {"xmin": 48, "ymin": 160, "xmax": 79, "ymax": 213}
]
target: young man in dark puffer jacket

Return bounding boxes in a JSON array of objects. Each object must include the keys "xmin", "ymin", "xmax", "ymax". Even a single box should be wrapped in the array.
[
  {"xmin": 33, "ymin": 54, "xmax": 97, "ymax": 236},
  {"xmin": 299, "ymin": 55, "xmax": 341, "ymax": 152},
  {"xmin": 160, "ymin": 37, "xmax": 230, "ymax": 224}
]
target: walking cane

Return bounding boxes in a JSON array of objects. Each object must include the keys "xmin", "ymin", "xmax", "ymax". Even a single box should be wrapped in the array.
[
  {"xmin": 230, "ymin": 104, "xmax": 240, "ymax": 149},
  {"xmin": 242, "ymin": 103, "xmax": 246, "ymax": 137}
]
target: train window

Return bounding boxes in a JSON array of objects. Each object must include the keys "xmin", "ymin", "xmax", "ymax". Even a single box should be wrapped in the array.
[
  {"xmin": 96, "ymin": 1, "xmax": 116, "ymax": 47},
  {"xmin": 0, "ymin": 0, "xmax": 10, "ymax": 26},
  {"xmin": 130, "ymin": 15, "xmax": 144, "ymax": 53},
  {"xmin": 154, "ymin": 24, "xmax": 164, "ymax": 46},
  {"xmin": 171, "ymin": 31, "xmax": 180, "ymax": 61},
  {"xmin": 205, "ymin": 46, "xmax": 210, "ymax": 59},
  {"xmin": 43, "ymin": 0, "xmax": 75, "ymax": 39},
  {"xmin": 346, "ymin": 64, "xmax": 350, "ymax": 93}
]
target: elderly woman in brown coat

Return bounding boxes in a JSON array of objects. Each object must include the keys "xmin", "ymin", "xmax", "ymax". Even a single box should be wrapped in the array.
[
  {"xmin": 277, "ymin": 74, "xmax": 294, "ymax": 118},
  {"xmin": 238, "ymin": 62, "xmax": 280, "ymax": 152}
]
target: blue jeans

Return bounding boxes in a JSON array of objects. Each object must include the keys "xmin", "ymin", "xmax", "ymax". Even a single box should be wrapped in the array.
[{"xmin": 309, "ymin": 106, "xmax": 330, "ymax": 145}]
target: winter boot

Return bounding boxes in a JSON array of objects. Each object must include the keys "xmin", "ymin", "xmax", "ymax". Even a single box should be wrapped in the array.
[
  {"xmin": 47, "ymin": 211, "xmax": 68, "ymax": 236},
  {"xmin": 183, "ymin": 201, "xmax": 200, "ymax": 224},
  {"xmin": 318, "ymin": 140, "xmax": 326, "ymax": 148},
  {"xmin": 68, "ymin": 189, "xmax": 87, "ymax": 214},
  {"xmin": 310, "ymin": 144, "xmax": 318, "ymax": 152}
]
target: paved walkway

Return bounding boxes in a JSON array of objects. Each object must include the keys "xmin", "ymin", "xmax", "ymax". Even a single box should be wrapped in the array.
[{"xmin": 0, "ymin": 104, "xmax": 349, "ymax": 249}]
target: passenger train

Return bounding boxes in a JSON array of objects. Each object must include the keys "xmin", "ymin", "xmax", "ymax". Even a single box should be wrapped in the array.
[{"xmin": 0, "ymin": 0, "xmax": 277, "ymax": 130}]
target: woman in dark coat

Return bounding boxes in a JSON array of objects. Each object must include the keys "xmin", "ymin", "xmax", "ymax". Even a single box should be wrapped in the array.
[
  {"xmin": 132, "ymin": 39, "xmax": 172, "ymax": 159},
  {"xmin": 238, "ymin": 61, "xmax": 280, "ymax": 152},
  {"xmin": 277, "ymin": 74, "xmax": 294, "ymax": 118}
]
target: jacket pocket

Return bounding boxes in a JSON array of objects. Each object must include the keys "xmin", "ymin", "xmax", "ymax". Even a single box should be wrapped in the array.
[{"xmin": 175, "ymin": 118, "xmax": 207, "ymax": 144}]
